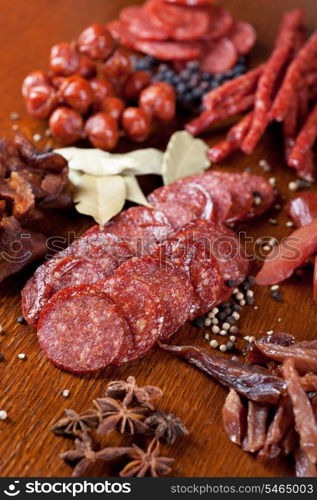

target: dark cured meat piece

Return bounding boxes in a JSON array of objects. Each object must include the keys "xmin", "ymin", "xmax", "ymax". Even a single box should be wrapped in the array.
[
  {"xmin": 256, "ymin": 218, "xmax": 317, "ymax": 286},
  {"xmin": 245, "ymin": 333, "xmax": 295, "ymax": 365},
  {"xmin": 22, "ymin": 231, "xmax": 132, "ymax": 329},
  {"xmin": 133, "ymin": 39, "xmax": 201, "ymax": 61},
  {"xmin": 258, "ymin": 395, "xmax": 294, "ymax": 459},
  {"xmin": 103, "ymin": 207, "xmax": 174, "ymax": 257},
  {"xmin": 242, "ymin": 401, "xmax": 269, "ymax": 453},
  {"xmin": 119, "ymin": 6, "xmax": 168, "ymax": 41},
  {"xmin": 270, "ymin": 31, "xmax": 317, "ymax": 122},
  {"xmin": 116, "ymin": 256, "xmax": 194, "ymax": 339},
  {"xmin": 202, "ymin": 66, "xmax": 264, "ymax": 111},
  {"xmin": 200, "ymin": 38, "xmax": 238, "ymax": 74},
  {"xmin": 295, "ymin": 448, "xmax": 317, "ymax": 477},
  {"xmin": 98, "ymin": 276, "xmax": 164, "ymax": 364},
  {"xmin": 226, "ymin": 21, "xmax": 256, "ymax": 56},
  {"xmin": 9, "ymin": 171, "xmax": 35, "ymax": 220},
  {"xmin": 202, "ymin": 6, "xmax": 233, "ymax": 41},
  {"xmin": 288, "ymin": 103, "xmax": 317, "ymax": 170},
  {"xmin": 144, "ymin": 0, "xmax": 210, "ymax": 41},
  {"xmin": 37, "ymin": 285, "xmax": 127, "ymax": 373},
  {"xmin": 255, "ymin": 341, "xmax": 317, "ymax": 373},
  {"xmin": 285, "ymin": 192, "xmax": 317, "ymax": 227},
  {"xmin": 222, "ymin": 389, "xmax": 247, "ymax": 446},
  {"xmin": 300, "ymin": 373, "xmax": 317, "ymax": 392},
  {"xmin": 147, "ymin": 180, "xmax": 214, "ymax": 230},
  {"xmin": 314, "ymin": 257, "xmax": 317, "ymax": 304},
  {"xmin": 283, "ymin": 359, "xmax": 317, "ymax": 464},
  {"xmin": 283, "ymin": 96, "xmax": 298, "ymax": 161},
  {"xmin": 159, "ymin": 344, "xmax": 286, "ymax": 404}
]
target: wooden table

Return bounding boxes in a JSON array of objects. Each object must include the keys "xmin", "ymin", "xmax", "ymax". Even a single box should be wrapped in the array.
[{"xmin": 0, "ymin": 0, "xmax": 316, "ymax": 478}]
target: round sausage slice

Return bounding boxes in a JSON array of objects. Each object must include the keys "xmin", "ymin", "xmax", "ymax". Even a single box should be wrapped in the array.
[{"xmin": 37, "ymin": 285, "xmax": 127, "ymax": 373}]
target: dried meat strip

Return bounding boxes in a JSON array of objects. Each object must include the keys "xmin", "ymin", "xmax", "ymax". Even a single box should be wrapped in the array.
[
  {"xmin": 288, "ymin": 103, "xmax": 317, "ymax": 171},
  {"xmin": 274, "ymin": 9, "xmax": 304, "ymax": 48},
  {"xmin": 259, "ymin": 395, "xmax": 294, "ymax": 459},
  {"xmin": 242, "ymin": 401, "xmax": 269, "ymax": 453},
  {"xmin": 222, "ymin": 389, "xmax": 247, "ymax": 446},
  {"xmin": 294, "ymin": 448, "xmax": 317, "ymax": 477},
  {"xmin": 37, "ymin": 285, "xmax": 127, "ymax": 373},
  {"xmin": 208, "ymin": 112, "xmax": 254, "ymax": 162},
  {"xmin": 254, "ymin": 341, "xmax": 317, "ymax": 373},
  {"xmin": 283, "ymin": 359, "xmax": 317, "ymax": 464},
  {"xmin": 160, "ymin": 344, "xmax": 285, "ymax": 404}
]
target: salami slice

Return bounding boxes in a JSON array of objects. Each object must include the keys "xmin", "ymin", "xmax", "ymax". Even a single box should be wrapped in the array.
[
  {"xmin": 241, "ymin": 173, "xmax": 275, "ymax": 218},
  {"xmin": 165, "ymin": 0, "xmax": 214, "ymax": 4},
  {"xmin": 119, "ymin": 6, "xmax": 168, "ymax": 41},
  {"xmin": 227, "ymin": 21, "xmax": 257, "ymax": 55},
  {"xmin": 106, "ymin": 20, "xmax": 136, "ymax": 50},
  {"xmin": 202, "ymin": 6, "xmax": 234, "ymax": 41},
  {"xmin": 144, "ymin": 0, "xmax": 210, "ymax": 41},
  {"xmin": 133, "ymin": 39, "xmax": 201, "ymax": 61},
  {"xmin": 147, "ymin": 180, "xmax": 215, "ymax": 229},
  {"xmin": 37, "ymin": 285, "xmax": 127, "ymax": 373},
  {"xmin": 98, "ymin": 276, "xmax": 164, "ymax": 364},
  {"xmin": 103, "ymin": 206, "xmax": 174, "ymax": 257},
  {"xmin": 200, "ymin": 38, "xmax": 238, "ymax": 74},
  {"xmin": 22, "ymin": 230, "xmax": 132, "ymax": 328},
  {"xmin": 116, "ymin": 256, "xmax": 194, "ymax": 338}
]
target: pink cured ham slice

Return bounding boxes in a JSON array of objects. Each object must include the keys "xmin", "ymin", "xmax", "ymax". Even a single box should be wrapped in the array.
[
  {"xmin": 256, "ymin": 217, "xmax": 317, "ymax": 286},
  {"xmin": 98, "ymin": 276, "xmax": 164, "ymax": 364},
  {"xmin": 147, "ymin": 180, "xmax": 215, "ymax": 229},
  {"xmin": 227, "ymin": 21, "xmax": 257, "ymax": 55},
  {"xmin": 116, "ymin": 256, "xmax": 195, "ymax": 338},
  {"xmin": 37, "ymin": 285, "xmax": 127, "ymax": 373}
]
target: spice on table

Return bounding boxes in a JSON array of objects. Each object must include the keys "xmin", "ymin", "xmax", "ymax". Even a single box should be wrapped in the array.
[
  {"xmin": 94, "ymin": 397, "xmax": 150, "ymax": 436},
  {"xmin": 16, "ymin": 316, "xmax": 25, "ymax": 324},
  {"xmin": 119, "ymin": 439, "xmax": 174, "ymax": 478},
  {"xmin": 60, "ymin": 432, "xmax": 132, "ymax": 478},
  {"xmin": 144, "ymin": 411, "xmax": 188, "ymax": 445},
  {"xmin": 52, "ymin": 408, "xmax": 99, "ymax": 437},
  {"xmin": 0, "ymin": 410, "xmax": 8, "ymax": 420},
  {"xmin": 0, "ymin": 353, "xmax": 4, "ymax": 362},
  {"xmin": 62, "ymin": 390, "xmax": 70, "ymax": 398},
  {"xmin": 17, "ymin": 353, "xmax": 26, "ymax": 360},
  {"xmin": 106, "ymin": 376, "xmax": 163, "ymax": 409}
]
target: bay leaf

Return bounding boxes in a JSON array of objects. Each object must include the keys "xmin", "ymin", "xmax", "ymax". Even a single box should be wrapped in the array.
[
  {"xmin": 56, "ymin": 147, "xmax": 163, "ymax": 176},
  {"xmin": 72, "ymin": 174, "xmax": 126, "ymax": 227},
  {"xmin": 123, "ymin": 175, "xmax": 152, "ymax": 207},
  {"xmin": 162, "ymin": 131, "xmax": 210, "ymax": 185}
]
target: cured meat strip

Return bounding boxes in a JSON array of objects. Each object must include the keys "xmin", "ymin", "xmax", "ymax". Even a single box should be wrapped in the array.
[
  {"xmin": 208, "ymin": 112, "xmax": 254, "ymax": 162},
  {"xmin": 160, "ymin": 343, "xmax": 286, "ymax": 404},
  {"xmin": 274, "ymin": 9, "xmax": 303, "ymax": 48},
  {"xmin": 259, "ymin": 395, "xmax": 294, "ymax": 459},
  {"xmin": 98, "ymin": 276, "xmax": 164, "ymax": 364},
  {"xmin": 285, "ymin": 192, "xmax": 317, "ymax": 227},
  {"xmin": 288, "ymin": 103, "xmax": 317, "ymax": 170},
  {"xmin": 270, "ymin": 31, "xmax": 317, "ymax": 122},
  {"xmin": 295, "ymin": 448, "xmax": 317, "ymax": 477},
  {"xmin": 241, "ymin": 44, "xmax": 291, "ymax": 154},
  {"xmin": 202, "ymin": 66, "xmax": 264, "ymax": 111},
  {"xmin": 242, "ymin": 401, "xmax": 269, "ymax": 453},
  {"xmin": 116, "ymin": 257, "xmax": 195, "ymax": 339},
  {"xmin": 37, "ymin": 285, "xmax": 127, "ymax": 373},
  {"xmin": 283, "ymin": 359, "xmax": 317, "ymax": 464},
  {"xmin": 147, "ymin": 180, "xmax": 214, "ymax": 230},
  {"xmin": 256, "ymin": 218, "xmax": 317, "ymax": 285},
  {"xmin": 222, "ymin": 389, "xmax": 247, "ymax": 446},
  {"xmin": 22, "ymin": 231, "xmax": 132, "ymax": 328},
  {"xmin": 254, "ymin": 341, "xmax": 317, "ymax": 373},
  {"xmin": 103, "ymin": 206, "xmax": 174, "ymax": 257},
  {"xmin": 186, "ymin": 94, "xmax": 254, "ymax": 136},
  {"xmin": 283, "ymin": 95, "xmax": 298, "ymax": 160},
  {"xmin": 144, "ymin": 0, "xmax": 210, "ymax": 41}
]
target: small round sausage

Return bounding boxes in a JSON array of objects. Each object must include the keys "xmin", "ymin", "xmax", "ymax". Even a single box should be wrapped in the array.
[
  {"xmin": 90, "ymin": 78, "xmax": 115, "ymax": 110},
  {"xmin": 85, "ymin": 112, "xmax": 120, "ymax": 150},
  {"xmin": 49, "ymin": 42, "xmax": 80, "ymax": 76},
  {"xmin": 22, "ymin": 70, "xmax": 51, "ymax": 98},
  {"xmin": 101, "ymin": 48, "xmax": 132, "ymax": 85},
  {"xmin": 59, "ymin": 76, "xmax": 94, "ymax": 114},
  {"xmin": 77, "ymin": 24, "xmax": 115, "ymax": 60},
  {"xmin": 122, "ymin": 107, "xmax": 152, "ymax": 142},
  {"xmin": 100, "ymin": 97, "xmax": 125, "ymax": 121},
  {"xmin": 78, "ymin": 56, "xmax": 97, "ymax": 79},
  {"xmin": 122, "ymin": 71, "xmax": 152, "ymax": 101},
  {"xmin": 49, "ymin": 107, "xmax": 84, "ymax": 144},
  {"xmin": 139, "ymin": 83, "xmax": 176, "ymax": 122},
  {"xmin": 25, "ymin": 84, "xmax": 58, "ymax": 119}
]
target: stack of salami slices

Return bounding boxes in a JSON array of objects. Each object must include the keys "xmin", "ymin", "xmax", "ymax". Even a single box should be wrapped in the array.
[
  {"xmin": 22, "ymin": 170, "xmax": 274, "ymax": 374},
  {"xmin": 108, "ymin": 0, "xmax": 256, "ymax": 73}
]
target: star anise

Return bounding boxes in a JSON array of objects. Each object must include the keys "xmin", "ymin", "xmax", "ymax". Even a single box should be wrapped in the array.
[
  {"xmin": 94, "ymin": 397, "xmax": 150, "ymax": 435},
  {"xmin": 52, "ymin": 408, "xmax": 99, "ymax": 437},
  {"xmin": 106, "ymin": 376, "xmax": 163, "ymax": 409},
  {"xmin": 60, "ymin": 432, "xmax": 132, "ymax": 477},
  {"xmin": 145, "ymin": 411, "xmax": 189, "ymax": 444},
  {"xmin": 119, "ymin": 439, "xmax": 174, "ymax": 477}
]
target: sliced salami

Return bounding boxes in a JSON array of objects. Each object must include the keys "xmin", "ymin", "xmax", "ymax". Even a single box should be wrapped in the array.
[
  {"xmin": 119, "ymin": 6, "xmax": 168, "ymax": 41},
  {"xmin": 103, "ymin": 206, "xmax": 174, "ymax": 257},
  {"xmin": 98, "ymin": 276, "xmax": 164, "ymax": 364},
  {"xmin": 241, "ymin": 173, "xmax": 275, "ymax": 218},
  {"xmin": 165, "ymin": 0, "xmax": 214, "ymax": 4},
  {"xmin": 200, "ymin": 38, "xmax": 238, "ymax": 74},
  {"xmin": 37, "ymin": 285, "xmax": 127, "ymax": 373},
  {"xmin": 106, "ymin": 20, "xmax": 136, "ymax": 50},
  {"xmin": 202, "ymin": 6, "xmax": 234, "ymax": 41},
  {"xmin": 147, "ymin": 180, "xmax": 215, "ymax": 229},
  {"xmin": 133, "ymin": 39, "xmax": 201, "ymax": 61},
  {"xmin": 145, "ymin": 0, "xmax": 210, "ymax": 41},
  {"xmin": 116, "ymin": 256, "xmax": 194, "ymax": 338},
  {"xmin": 227, "ymin": 21, "xmax": 257, "ymax": 55}
]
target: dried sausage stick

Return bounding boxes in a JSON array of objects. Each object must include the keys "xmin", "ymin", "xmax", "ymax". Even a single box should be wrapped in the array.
[
  {"xmin": 208, "ymin": 112, "xmax": 254, "ymax": 162},
  {"xmin": 288, "ymin": 103, "xmax": 317, "ymax": 169}
]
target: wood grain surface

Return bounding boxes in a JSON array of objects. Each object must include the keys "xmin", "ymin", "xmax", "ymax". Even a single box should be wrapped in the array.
[{"xmin": 0, "ymin": 0, "xmax": 316, "ymax": 478}]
